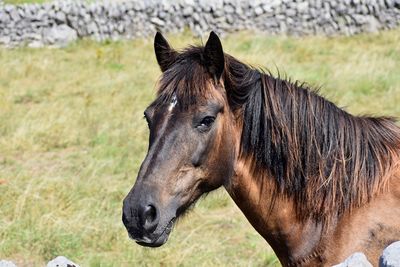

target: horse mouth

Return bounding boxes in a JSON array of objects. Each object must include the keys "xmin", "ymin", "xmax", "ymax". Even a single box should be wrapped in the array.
[{"xmin": 132, "ymin": 218, "xmax": 175, "ymax": 247}]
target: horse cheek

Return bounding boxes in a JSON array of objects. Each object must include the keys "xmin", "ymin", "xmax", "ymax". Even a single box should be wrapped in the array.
[{"xmin": 191, "ymin": 141, "xmax": 208, "ymax": 168}]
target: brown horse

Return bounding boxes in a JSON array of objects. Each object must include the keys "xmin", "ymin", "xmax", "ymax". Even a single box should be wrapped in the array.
[{"xmin": 122, "ymin": 32, "xmax": 400, "ymax": 266}]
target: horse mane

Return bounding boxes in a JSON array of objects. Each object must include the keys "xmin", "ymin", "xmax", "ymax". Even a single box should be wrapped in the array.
[
  {"xmin": 154, "ymin": 45, "xmax": 400, "ymax": 223},
  {"xmin": 225, "ymin": 55, "xmax": 400, "ymax": 222},
  {"xmin": 154, "ymin": 46, "xmax": 218, "ymax": 109}
]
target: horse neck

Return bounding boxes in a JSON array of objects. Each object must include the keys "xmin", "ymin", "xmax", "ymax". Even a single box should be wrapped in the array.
[
  {"xmin": 223, "ymin": 86, "xmax": 329, "ymax": 266},
  {"xmin": 225, "ymin": 156, "xmax": 326, "ymax": 266}
]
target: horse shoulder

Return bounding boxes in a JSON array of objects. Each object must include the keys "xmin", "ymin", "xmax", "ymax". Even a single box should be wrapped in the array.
[{"xmin": 325, "ymin": 169, "xmax": 400, "ymax": 266}]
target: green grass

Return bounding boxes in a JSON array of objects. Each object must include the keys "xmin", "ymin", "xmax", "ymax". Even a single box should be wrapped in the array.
[{"xmin": 1, "ymin": 30, "xmax": 400, "ymax": 266}]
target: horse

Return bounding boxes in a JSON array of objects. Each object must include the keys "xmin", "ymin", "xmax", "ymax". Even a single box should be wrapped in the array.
[{"xmin": 122, "ymin": 32, "xmax": 400, "ymax": 266}]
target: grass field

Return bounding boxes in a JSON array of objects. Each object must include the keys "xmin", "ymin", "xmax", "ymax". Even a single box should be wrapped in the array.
[{"xmin": 1, "ymin": 30, "xmax": 400, "ymax": 267}]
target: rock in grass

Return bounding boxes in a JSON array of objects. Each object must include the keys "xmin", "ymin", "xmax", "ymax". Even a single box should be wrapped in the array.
[
  {"xmin": 47, "ymin": 256, "xmax": 80, "ymax": 267},
  {"xmin": 42, "ymin": 25, "xmax": 77, "ymax": 47},
  {"xmin": 379, "ymin": 241, "xmax": 400, "ymax": 267},
  {"xmin": 332, "ymin": 252, "xmax": 373, "ymax": 267},
  {"xmin": 0, "ymin": 260, "xmax": 17, "ymax": 267}
]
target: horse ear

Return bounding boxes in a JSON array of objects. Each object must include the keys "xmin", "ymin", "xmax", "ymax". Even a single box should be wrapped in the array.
[
  {"xmin": 204, "ymin": 31, "xmax": 225, "ymax": 80},
  {"xmin": 154, "ymin": 32, "xmax": 178, "ymax": 72}
]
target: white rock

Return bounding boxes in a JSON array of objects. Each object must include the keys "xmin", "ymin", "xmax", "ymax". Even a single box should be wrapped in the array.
[
  {"xmin": 332, "ymin": 252, "xmax": 373, "ymax": 267},
  {"xmin": 364, "ymin": 15, "xmax": 381, "ymax": 33},
  {"xmin": 379, "ymin": 241, "xmax": 400, "ymax": 267},
  {"xmin": 0, "ymin": 260, "xmax": 17, "ymax": 267},
  {"xmin": 47, "ymin": 256, "xmax": 80, "ymax": 267},
  {"xmin": 0, "ymin": 36, "xmax": 11, "ymax": 45},
  {"xmin": 42, "ymin": 24, "xmax": 77, "ymax": 47},
  {"xmin": 28, "ymin": 40, "xmax": 44, "ymax": 48}
]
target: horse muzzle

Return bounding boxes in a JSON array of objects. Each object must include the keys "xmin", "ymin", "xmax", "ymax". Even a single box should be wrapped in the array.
[
  {"xmin": 122, "ymin": 195, "xmax": 176, "ymax": 247},
  {"xmin": 132, "ymin": 218, "xmax": 175, "ymax": 247}
]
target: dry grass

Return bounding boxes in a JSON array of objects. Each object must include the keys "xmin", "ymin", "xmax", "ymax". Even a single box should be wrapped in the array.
[{"xmin": 0, "ymin": 29, "xmax": 399, "ymax": 266}]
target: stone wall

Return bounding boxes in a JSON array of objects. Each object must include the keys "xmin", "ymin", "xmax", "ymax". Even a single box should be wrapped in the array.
[{"xmin": 0, "ymin": 0, "xmax": 400, "ymax": 47}]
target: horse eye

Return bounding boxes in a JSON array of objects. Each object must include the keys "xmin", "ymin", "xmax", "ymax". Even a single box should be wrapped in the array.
[{"xmin": 197, "ymin": 116, "xmax": 215, "ymax": 131}]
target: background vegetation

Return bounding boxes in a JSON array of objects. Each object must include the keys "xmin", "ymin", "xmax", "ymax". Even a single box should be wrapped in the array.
[{"xmin": 1, "ymin": 30, "xmax": 399, "ymax": 266}]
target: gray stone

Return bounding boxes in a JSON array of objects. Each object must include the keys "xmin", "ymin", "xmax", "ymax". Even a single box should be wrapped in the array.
[
  {"xmin": 297, "ymin": 2, "xmax": 309, "ymax": 13},
  {"xmin": 28, "ymin": 40, "xmax": 44, "ymax": 48},
  {"xmin": 17, "ymin": 7, "xmax": 25, "ymax": 17},
  {"xmin": 47, "ymin": 256, "xmax": 80, "ymax": 267},
  {"xmin": 213, "ymin": 8, "xmax": 224, "ymax": 18},
  {"xmin": 48, "ymin": 9, "xmax": 55, "ymax": 19},
  {"xmin": 286, "ymin": 8, "xmax": 296, "ymax": 17},
  {"xmin": 363, "ymin": 15, "xmax": 381, "ymax": 32},
  {"xmin": 385, "ymin": 0, "xmax": 395, "ymax": 7},
  {"xmin": 0, "ymin": 11, "xmax": 10, "ymax": 23},
  {"xmin": 42, "ymin": 24, "xmax": 77, "ymax": 47},
  {"xmin": 192, "ymin": 12, "xmax": 200, "ymax": 22},
  {"xmin": 36, "ymin": 9, "xmax": 47, "ymax": 21},
  {"xmin": 4, "ymin": 5, "xmax": 14, "ymax": 13},
  {"xmin": 116, "ymin": 22, "xmax": 125, "ymax": 33},
  {"xmin": 55, "ymin": 11, "xmax": 66, "ymax": 23},
  {"xmin": 9, "ymin": 8, "xmax": 19, "ymax": 21},
  {"xmin": 379, "ymin": 241, "xmax": 400, "ymax": 267},
  {"xmin": 150, "ymin": 17, "xmax": 165, "ymax": 26},
  {"xmin": 254, "ymin": 6, "xmax": 263, "ymax": 16},
  {"xmin": 0, "ymin": 260, "xmax": 17, "ymax": 267},
  {"xmin": 87, "ymin": 21, "xmax": 98, "ymax": 34},
  {"xmin": 336, "ymin": 3, "xmax": 347, "ymax": 14},
  {"xmin": 332, "ymin": 252, "xmax": 373, "ymax": 267},
  {"xmin": 158, "ymin": 10, "xmax": 167, "ymax": 19},
  {"xmin": 0, "ymin": 36, "xmax": 11, "ymax": 45},
  {"xmin": 262, "ymin": 4, "xmax": 272, "ymax": 13},
  {"xmin": 182, "ymin": 6, "xmax": 193, "ymax": 16},
  {"xmin": 224, "ymin": 4, "xmax": 235, "ymax": 14},
  {"xmin": 24, "ymin": 32, "xmax": 42, "ymax": 40}
]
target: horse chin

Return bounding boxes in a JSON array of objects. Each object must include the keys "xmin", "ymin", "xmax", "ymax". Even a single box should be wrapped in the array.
[
  {"xmin": 135, "ymin": 233, "xmax": 169, "ymax": 247},
  {"xmin": 134, "ymin": 218, "xmax": 175, "ymax": 248}
]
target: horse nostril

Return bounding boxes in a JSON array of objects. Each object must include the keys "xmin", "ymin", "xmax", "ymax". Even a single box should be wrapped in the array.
[
  {"xmin": 139, "ymin": 204, "xmax": 159, "ymax": 233},
  {"xmin": 144, "ymin": 205, "xmax": 156, "ymax": 223}
]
